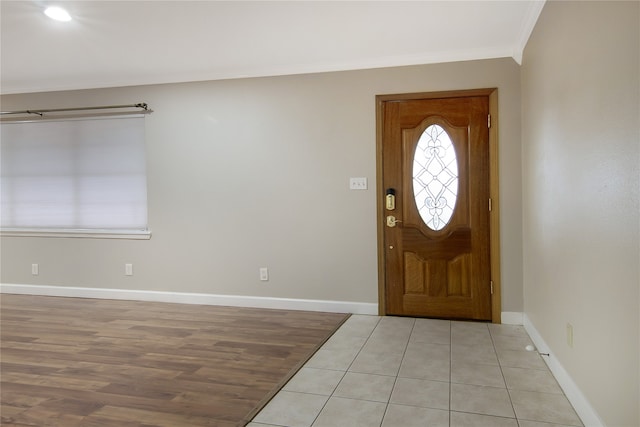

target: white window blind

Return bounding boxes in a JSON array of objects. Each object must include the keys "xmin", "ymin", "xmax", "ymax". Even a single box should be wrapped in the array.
[{"xmin": 1, "ymin": 116, "xmax": 148, "ymax": 237}]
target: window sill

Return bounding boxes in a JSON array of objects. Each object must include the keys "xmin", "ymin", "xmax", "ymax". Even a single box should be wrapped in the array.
[{"xmin": 0, "ymin": 228, "xmax": 151, "ymax": 240}]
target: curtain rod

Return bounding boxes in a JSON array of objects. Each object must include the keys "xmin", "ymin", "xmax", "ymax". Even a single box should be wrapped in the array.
[{"xmin": 0, "ymin": 103, "xmax": 151, "ymax": 117}]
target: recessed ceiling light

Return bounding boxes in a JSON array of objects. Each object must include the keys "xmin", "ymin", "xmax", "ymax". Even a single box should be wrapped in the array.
[{"xmin": 44, "ymin": 6, "xmax": 72, "ymax": 22}]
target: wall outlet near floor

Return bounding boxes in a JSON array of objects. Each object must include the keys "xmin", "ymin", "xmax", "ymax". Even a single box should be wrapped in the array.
[
  {"xmin": 566, "ymin": 323, "xmax": 574, "ymax": 348},
  {"xmin": 259, "ymin": 267, "xmax": 269, "ymax": 281},
  {"xmin": 31, "ymin": 263, "xmax": 39, "ymax": 275},
  {"xmin": 125, "ymin": 263, "xmax": 133, "ymax": 276}
]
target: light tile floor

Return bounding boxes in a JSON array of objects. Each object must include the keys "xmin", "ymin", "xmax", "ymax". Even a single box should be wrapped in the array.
[{"xmin": 248, "ymin": 315, "xmax": 584, "ymax": 427}]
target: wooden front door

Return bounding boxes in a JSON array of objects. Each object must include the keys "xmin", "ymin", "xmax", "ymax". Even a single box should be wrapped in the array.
[{"xmin": 378, "ymin": 91, "xmax": 493, "ymax": 320}]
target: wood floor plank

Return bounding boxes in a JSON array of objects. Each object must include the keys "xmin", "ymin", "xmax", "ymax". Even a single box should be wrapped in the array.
[{"xmin": 1, "ymin": 294, "xmax": 348, "ymax": 426}]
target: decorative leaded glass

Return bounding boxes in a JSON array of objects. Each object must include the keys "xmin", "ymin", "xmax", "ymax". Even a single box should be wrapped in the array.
[{"xmin": 412, "ymin": 124, "xmax": 458, "ymax": 231}]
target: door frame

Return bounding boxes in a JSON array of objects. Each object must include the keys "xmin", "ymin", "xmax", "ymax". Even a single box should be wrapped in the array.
[{"xmin": 375, "ymin": 88, "xmax": 501, "ymax": 323}]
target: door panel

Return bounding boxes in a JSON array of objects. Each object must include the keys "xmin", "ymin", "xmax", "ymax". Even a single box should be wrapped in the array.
[{"xmin": 380, "ymin": 94, "xmax": 491, "ymax": 320}]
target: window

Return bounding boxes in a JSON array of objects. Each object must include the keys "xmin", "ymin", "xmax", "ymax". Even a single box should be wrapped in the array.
[
  {"xmin": 412, "ymin": 124, "xmax": 459, "ymax": 231},
  {"xmin": 0, "ymin": 115, "xmax": 149, "ymax": 238}
]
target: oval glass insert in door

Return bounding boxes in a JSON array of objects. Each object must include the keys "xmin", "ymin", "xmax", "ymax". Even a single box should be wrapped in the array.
[{"xmin": 412, "ymin": 124, "xmax": 459, "ymax": 231}]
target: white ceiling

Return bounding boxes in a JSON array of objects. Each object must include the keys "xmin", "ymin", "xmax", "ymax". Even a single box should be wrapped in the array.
[{"xmin": 0, "ymin": 1, "xmax": 545, "ymax": 95}]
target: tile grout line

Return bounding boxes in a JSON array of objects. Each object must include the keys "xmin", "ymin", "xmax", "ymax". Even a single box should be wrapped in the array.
[
  {"xmin": 308, "ymin": 316, "xmax": 383, "ymax": 427},
  {"xmin": 378, "ymin": 317, "xmax": 417, "ymax": 427},
  {"xmin": 488, "ymin": 323, "xmax": 520, "ymax": 425}
]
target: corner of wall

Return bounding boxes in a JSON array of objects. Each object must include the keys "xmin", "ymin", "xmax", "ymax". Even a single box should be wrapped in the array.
[
  {"xmin": 523, "ymin": 314, "xmax": 604, "ymax": 427},
  {"xmin": 501, "ymin": 312, "xmax": 524, "ymax": 325}
]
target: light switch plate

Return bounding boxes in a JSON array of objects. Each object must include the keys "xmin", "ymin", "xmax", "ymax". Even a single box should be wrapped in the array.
[{"xmin": 349, "ymin": 177, "xmax": 368, "ymax": 190}]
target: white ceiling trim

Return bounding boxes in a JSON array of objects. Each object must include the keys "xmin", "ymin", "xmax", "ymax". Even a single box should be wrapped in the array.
[
  {"xmin": 512, "ymin": 0, "xmax": 546, "ymax": 64},
  {"xmin": 1, "ymin": 46, "xmax": 517, "ymax": 96}
]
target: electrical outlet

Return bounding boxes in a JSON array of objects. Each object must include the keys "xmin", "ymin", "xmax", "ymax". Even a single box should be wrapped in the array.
[
  {"xmin": 259, "ymin": 267, "xmax": 269, "ymax": 281},
  {"xmin": 31, "ymin": 263, "xmax": 39, "ymax": 275},
  {"xmin": 566, "ymin": 323, "xmax": 574, "ymax": 348},
  {"xmin": 125, "ymin": 263, "xmax": 133, "ymax": 276}
]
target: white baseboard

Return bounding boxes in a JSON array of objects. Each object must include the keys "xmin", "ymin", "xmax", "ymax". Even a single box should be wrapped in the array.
[
  {"xmin": 501, "ymin": 311, "xmax": 524, "ymax": 325},
  {"xmin": 523, "ymin": 314, "xmax": 604, "ymax": 427},
  {"xmin": 0, "ymin": 283, "xmax": 379, "ymax": 315}
]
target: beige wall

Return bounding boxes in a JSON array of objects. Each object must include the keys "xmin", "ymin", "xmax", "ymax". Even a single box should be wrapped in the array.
[
  {"xmin": 1, "ymin": 58, "xmax": 523, "ymax": 312},
  {"xmin": 522, "ymin": 2, "xmax": 639, "ymax": 426}
]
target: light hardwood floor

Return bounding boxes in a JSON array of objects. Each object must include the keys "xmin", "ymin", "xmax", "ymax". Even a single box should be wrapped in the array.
[{"xmin": 0, "ymin": 294, "xmax": 349, "ymax": 427}]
